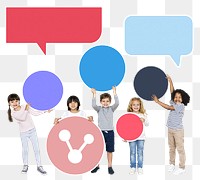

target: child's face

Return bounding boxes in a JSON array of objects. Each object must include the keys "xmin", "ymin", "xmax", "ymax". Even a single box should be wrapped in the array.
[
  {"xmin": 131, "ymin": 100, "xmax": 140, "ymax": 113},
  {"xmin": 100, "ymin": 98, "xmax": 111, "ymax": 108},
  {"xmin": 174, "ymin": 92, "xmax": 182, "ymax": 104},
  {"xmin": 9, "ymin": 99, "xmax": 20, "ymax": 110},
  {"xmin": 69, "ymin": 101, "xmax": 78, "ymax": 111}
]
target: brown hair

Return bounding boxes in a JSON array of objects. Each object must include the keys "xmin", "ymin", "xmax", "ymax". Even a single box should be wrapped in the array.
[
  {"xmin": 100, "ymin": 93, "xmax": 111, "ymax": 102},
  {"xmin": 127, "ymin": 97, "xmax": 146, "ymax": 114}
]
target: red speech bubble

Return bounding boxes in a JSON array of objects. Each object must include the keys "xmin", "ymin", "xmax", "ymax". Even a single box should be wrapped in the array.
[{"xmin": 6, "ymin": 8, "xmax": 102, "ymax": 54}]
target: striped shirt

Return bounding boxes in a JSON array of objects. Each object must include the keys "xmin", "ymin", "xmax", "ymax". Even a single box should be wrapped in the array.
[{"xmin": 167, "ymin": 100, "xmax": 185, "ymax": 129}]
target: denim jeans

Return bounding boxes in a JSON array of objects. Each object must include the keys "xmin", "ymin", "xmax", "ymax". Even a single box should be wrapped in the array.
[
  {"xmin": 20, "ymin": 128, "xmax": 41, "ymax": 166},
  {"xmin": 129, "ymin": 140, "xmax": 145, "ymax": 168}
]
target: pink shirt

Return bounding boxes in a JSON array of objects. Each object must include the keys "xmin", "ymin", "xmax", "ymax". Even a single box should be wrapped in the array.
[{"xmin": 11, "ymin": 105, "xmax": 45, "ymax": 132}]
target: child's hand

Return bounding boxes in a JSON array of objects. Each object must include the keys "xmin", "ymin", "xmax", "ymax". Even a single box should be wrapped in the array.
[
  {"xmin": 47, "ymin": 109, "xmax": 53, "ymax": 113},
  {"xmin": 166, "ymin": 74, "xmax": 172, "ymax": 82},
  {"xmin": 112, "ymin": 86, "xmax": 116, "ymax": 95},
  {"xmin": 91, "ymin": 88, "xmax": 96, "ymax": 95},
  {"xmin": 140, "ymin": 118, "xmax": 145, "ymax": 123},
  {"xmin": 87, "ymin": 116, "xmax": 94, "ymax": 122},
  {"xmin": 54, "ymin": 118, "xmax": 60, "ymax": 125},
  {"xmin": 25, "ymin": 103, "xmax": 30, "ymax": 111},
  {"xmin": 152, "ymin": 95, "xmax": 159, "ymax": 103}
]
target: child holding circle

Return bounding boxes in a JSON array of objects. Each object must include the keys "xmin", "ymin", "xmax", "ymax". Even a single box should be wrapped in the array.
[
  {"xmin": 7, "ymin": 93, "xmax": 51, "ymax": 175},
  {"xmin": 54, "ymin": 95, "xmax": 93, "ymax": 124},
  {"xmin": 90, "ymin": 86, "xmax": 119, "ymax": 175},
  {"xmin": 152, "ymin": 75, "xmax": 190, "ymax": 175},
  {"xmin": 125, "ymin": 97, "xmax": 149, "ymax": 175}
]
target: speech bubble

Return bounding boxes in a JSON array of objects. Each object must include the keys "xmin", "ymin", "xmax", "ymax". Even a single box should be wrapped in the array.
[
  {"xmin": 6, "ymin": 7, "xmax": 102, "ymax": 54},
  {"xmin": 125, "ymin": 16, "xmax": 193, "ymax": 66}
]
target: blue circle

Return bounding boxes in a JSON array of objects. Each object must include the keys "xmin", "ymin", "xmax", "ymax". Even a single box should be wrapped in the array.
[
  {"xmin": 23, "ymin": 71, "xmax": 63, "ymax": 110},
  {"xmin": 134, "ymin": 66, "xmax": 168, "ymax": 101},
  {"xmin": 79, "ymin": 45, "xmax": 125, "ymax": 91}
]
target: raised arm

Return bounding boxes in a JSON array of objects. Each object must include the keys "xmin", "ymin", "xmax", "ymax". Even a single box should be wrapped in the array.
[
  {"xmin": 166, "ymin": 75, "xmax": 174, "ymax": 94},
  {"xmin": 27, "ymin": 104, "xmax": 52, "ymax": 116},
  {"xmin": 152, "ymin": 95, "xmax": 175, "ymax": 110},
  {"xmin": 112, "ymin": 86, "xmax": 117, "ymax": 96},
  {"xmin": 111, "ymin": 86, "xmax": 119, "ymax": 111},
  {"xmin": 28, "ymin": 108, "xmax": 46, "ymax": 116},
  {"xmin": 91, "ymin": 88, "xmax": 101, "ymax": 112}
]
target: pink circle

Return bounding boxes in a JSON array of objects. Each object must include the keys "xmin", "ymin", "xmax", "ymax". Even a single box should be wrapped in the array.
[
  {"xmin": 47, "ymin": 117, "xmax": 104, "ymax": 175},
  {"xmin": 116, "ymin": 113, "xmax": 143, "ymax": 141}
]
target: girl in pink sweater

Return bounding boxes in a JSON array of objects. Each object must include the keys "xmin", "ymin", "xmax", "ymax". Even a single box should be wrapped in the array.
[{"xmin": 7, "ymin": 93, "xmax": 49, "ymax": 175}]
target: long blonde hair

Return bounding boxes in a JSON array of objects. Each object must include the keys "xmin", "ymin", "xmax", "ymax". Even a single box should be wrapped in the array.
[{"xmin": 127, "ymin": 97, "xmax": 146, "ymax": 114}]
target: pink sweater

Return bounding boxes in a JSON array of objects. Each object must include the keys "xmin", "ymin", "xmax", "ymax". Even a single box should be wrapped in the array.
[{"xmin": 11, "ymin": 105, "xmax": 45, "ymax": 132}]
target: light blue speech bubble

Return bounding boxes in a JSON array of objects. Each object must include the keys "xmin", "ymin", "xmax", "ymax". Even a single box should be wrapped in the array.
[{"xmin": 125, "ymin": 16, "xmax": 193, "ymax": 66}]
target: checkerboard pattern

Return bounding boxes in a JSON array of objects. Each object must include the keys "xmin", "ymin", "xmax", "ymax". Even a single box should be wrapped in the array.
[{"xmin": 0, "ymin": 0, "xmax": 200, "ymax": 180}]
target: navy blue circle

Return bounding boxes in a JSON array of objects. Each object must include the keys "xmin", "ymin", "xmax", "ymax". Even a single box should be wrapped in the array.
[
  {"xmin": 134, "ymin": 66, "xmax": 168, "ymax": 101},
  {"xmin": 79, "ymin": 45, "xmax": 125, "ymax": 91}
]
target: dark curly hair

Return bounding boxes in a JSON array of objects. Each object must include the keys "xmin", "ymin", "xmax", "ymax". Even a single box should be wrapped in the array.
[{"xmin": 171, "ymin": 89, "xmax": 190, "ymax": 106}]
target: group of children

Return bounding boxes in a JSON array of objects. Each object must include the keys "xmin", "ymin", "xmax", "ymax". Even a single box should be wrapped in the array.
[{"xmin": 7, "ymin": 75, "xmax": 190, "ymax": 176}]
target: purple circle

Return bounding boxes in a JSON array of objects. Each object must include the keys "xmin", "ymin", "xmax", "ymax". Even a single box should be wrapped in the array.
[{"xmin": 23, "ymin": 71, "xmax": 63, "ymax": 110}]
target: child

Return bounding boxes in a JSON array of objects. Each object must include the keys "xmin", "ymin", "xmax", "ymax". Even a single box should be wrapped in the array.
[
  {"xmin": 91, "ymin": 86, "xmax": 119, "ymax": 175},
  {"xmin": 54, "ymin": 95, "xmax": 93, "ymax": 124},
  {"xmin": 152, "ymin": 75, "xmax": 190, "ymax": 175},
  {"xmin": 126, "ymin": 97, "xmax": 149, "ymax": 175},
  {"xmin": 7, "ymin": 93, "xmax": 50, "ymax": 175}
]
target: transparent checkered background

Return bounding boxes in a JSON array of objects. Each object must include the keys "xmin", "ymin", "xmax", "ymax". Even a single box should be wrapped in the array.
[{"xmin": 0, "ymin": 0, "xmax": 200, "ymax": 180}]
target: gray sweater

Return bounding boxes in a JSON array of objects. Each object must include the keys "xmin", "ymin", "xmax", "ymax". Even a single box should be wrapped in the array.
[{"xmin": 92, "ymin": 95, "xmax": 119, "ymax": 130}]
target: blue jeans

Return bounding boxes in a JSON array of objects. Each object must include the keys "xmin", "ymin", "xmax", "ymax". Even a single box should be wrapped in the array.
[
  {"xmin": 129, "ymin": 140, "xmax": 145, "ymax": 168},
  {"xmin": 20, "ymin": 128, "xmax": 41, "ymax": 166}
]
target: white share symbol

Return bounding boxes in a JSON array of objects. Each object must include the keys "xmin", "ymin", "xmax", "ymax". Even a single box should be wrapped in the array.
[{"xmin": 59, "ymin": 129, "xmax": 94, "ymax": 164}]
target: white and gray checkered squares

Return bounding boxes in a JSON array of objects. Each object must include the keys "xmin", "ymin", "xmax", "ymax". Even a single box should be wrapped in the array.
[{"xmin": 0, "ymin": 0, "xmax": 200, "ymax": 180}]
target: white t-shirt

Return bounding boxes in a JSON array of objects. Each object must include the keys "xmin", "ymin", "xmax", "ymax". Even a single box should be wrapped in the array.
[{"xmin": 61, "ymin": 110, "xmax": 87, "ymax": 119}]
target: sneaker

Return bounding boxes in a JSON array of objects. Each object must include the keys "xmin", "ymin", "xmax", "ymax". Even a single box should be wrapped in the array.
[
  {"xmin": 108, "ymin": 167, "xmax": 114, "ymax": 175},
  {"xmin": 91, "ymin": 166, "xmax": 100, "ymax": 173},
  {"xmin": 138, "ymin": 168, "xmax": 143, "ymax": 175},
  {"xmin": 37, "ymin": 166, "xmax": 47, "ymax": 175},
  {"xmin": 21, "ymin": 165, "xmax": 28, "ymax": 174},
  {"xmin": 129, "ymin": 168, "xmax": 136, "ymax": 175},
  {"xmin": 168, "ymin": 164, "xmax": 175, "ymax": 172},
  {"xmin": 173, "ymin": 168, "xmax": 185, "ymax": 175}
]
